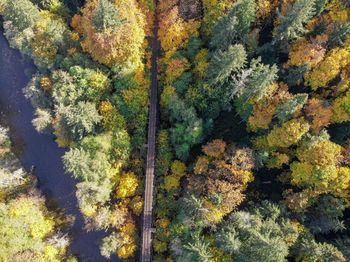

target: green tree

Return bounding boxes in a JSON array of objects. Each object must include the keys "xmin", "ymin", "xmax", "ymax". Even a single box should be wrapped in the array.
[
  {"xmin": 209, "ymin": 0, "xmax": 256, "ymax": 51},
  {"xmin": 100, "ymin": 233, "xmax": 120, "ymax": 258},
  {"xmin": 274, "ymin": 93, "xmax": 308, "ymax": 123},
  {"xmin": 237, "ymin": 58, "xmax": 278, "ymax": 101},
  {"xmin": 296, "ymin": 236, "xmax": 345, "ymax": 262},
  {"xmin": 329, "ymin": 23, "xmax": 350, "ymax": 48},
  {"xmin": 168, "ymin": 95, "xmax": 204, "ymax": 160},
  {"xmin": 300, "ymin": 195, "xmax": 345, "ymax": 234},
  {"xmin": 32, "ymin": 108, "xmax": 53, "ymax": 133},
  {"xmin": 2, "ymin": 0, "xmax": 39, "ymax": 31},
  {"xmin": 207, "ymin": 44, "xmax": 247, "ymax": 87},
  {"xmin": 56, "ymin": 101, "xmax": 102, "ymax": 141},
  {"xmin": 216, "ymin": 201, "xmax": 298, "ymax": 262},
  {"xmin": 62, "ymin": 146, "xmax": 111, "ymax": 182},
  {"xmin": 182, "ymin": 236, "xmax": 213, "ymax": 262},
  {"xmin": 274, "ymin": 0, "xmax": 316, "ymax": 42}
]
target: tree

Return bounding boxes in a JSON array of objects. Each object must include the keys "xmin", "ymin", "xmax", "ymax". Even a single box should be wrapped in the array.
[
  {"xmin": 167, "ymin": 95, "xmax": 204, "ymax": 160},
  {"xmin": 273, "ymin": 0, "xmax": 316, "ymax": 42},
  {"xmin": 55, "ymin": 101, "xmax": 102, "ymax": 141},
  {"xmin": 63, "ymin": 146, "xmax": 112, "ymax": 182},
  {"xmin": 32, "ymin": 108, "xmax": 53, "ymax": 133},
  {"xmin": 209, "ymin": 0, "xmax": 256, "ymax": 51},
  {"xmin": 274, "ymin": 93, "xmax": 308, "ymax": 123},
  {"xmin": 206, "ymin": 44, "xmax": 247, "ymax": 87},
  {"xmin": 1, "ymin": 0, "xmax": 39, "ymax": 31},
  {"xmin": 290, "ymin": 132, "xmax": 350, "ymax": 197},
  {"xmin": 0, "ymin": 196, "xmax": 61, "ymax": 261},
  {"xmin": 236, "ymin": 58, "xmax": 278, "ymax": 102},
  {"xmin": 116, "ymin": 172, "xmax": 139, "ymax": 198},
  {"xmin": 305, "ymin": 98, "xmax": 332, "ymax": 133},
  {"xmin": 100, "ymin": 233, "xmax": 120, "ymax": 259},
  {"xmin": 247, "ymin": 82, "xmax": 292, "ymax": 131},
  {"xmin": 287, "ymin": 37, "xmax": 326, "ymax": 68},
  {"xmin": 184, "ymin": 141, "xmax": 254, "ymax": 226},
  {"xmin": 74, "ymin": 0, "xmax": 145, "ymax": 67},
  {"xmin": 300, "ymin": 195, "xmax": 345, "ymax": 234},
  {"xmin": 331, "ymin": 91, "xmax": 350, "ymax": 123},
  {"xmin": 99, "ymin": 101, "xmax": 127, "ymax": 132},
  {"xmin": 201, "ymin": 139, "xmax": 227, "ymax": 158},
  {"xmin": 305, "ymin": 45, "xmax": 350, "ymax": 90},
  {"xmin": 52, "ymin": 67, "xmax": 112, "ymax": 105},
  {"xmin": 182, "ymin": 236, "xmax": 213, "ymax": 262},
  {"xmin": 216, "ymin": 202, "xmax": 299, "ymax": 262},
  {"xmin": 156, "ymin": 129, "xmax": 173, "ymax": 177},
  {"xmin": 329, "ymin": 23, "xmax": 350, "ymax": 48},
  {"xmin": 266, "ymin": 118, "xmax": 310, "ymax": 148},
  {"xmin": 92, "ymin": 0, "xmax": 123, "ymax": 33},
  {"xmin": 296, "ymin": 236, "xmax": 346, "ymax": 262}
]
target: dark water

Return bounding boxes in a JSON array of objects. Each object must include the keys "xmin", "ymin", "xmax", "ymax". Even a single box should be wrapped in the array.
[{"xmin": 0, "ymin": 29, "xmax": 117, "ymax": 261}]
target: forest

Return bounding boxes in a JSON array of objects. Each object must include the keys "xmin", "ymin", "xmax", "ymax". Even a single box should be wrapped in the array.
[{"xmin": 1, "ymin": 0, "xmax": 350, "ymax": 261}]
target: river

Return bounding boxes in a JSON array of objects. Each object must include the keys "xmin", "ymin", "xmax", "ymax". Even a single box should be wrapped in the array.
[{"xmin": 0, "ymin": 28, "xmax": 117, "ymax": 261}]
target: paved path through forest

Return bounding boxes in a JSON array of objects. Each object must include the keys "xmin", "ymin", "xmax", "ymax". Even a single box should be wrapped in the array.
[{"xmin": 141, "ymin": 6, "xmax": 159, "ymax": 262}]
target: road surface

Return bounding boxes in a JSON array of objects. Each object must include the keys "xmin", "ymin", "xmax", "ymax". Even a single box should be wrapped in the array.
[{"xmin": 141, "ymin": 6, "xmax": 159, "ymax": 262}]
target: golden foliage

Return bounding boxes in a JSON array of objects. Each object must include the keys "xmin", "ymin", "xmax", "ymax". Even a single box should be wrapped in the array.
[
  {"xmin": 305, "ymin": 41, "xmax": 350, "ymax": 89},
  {"xmin": 76, "ymin": 0, "xmax": 145, "ymax": 67},
  {"xmin": 248, "ymin": 83, "xmax": 292, "ymax": 131},
  {"xmin": 40, "ymin": 76, "xmax": 53, "ymax": 91},
  {"xmin": 266, "ymin": 118, "xmax": 310, "ymax": 148},
  {"xmin": 158, "ymin": 0, "xmax": 200, "ymax": 53},
  {"xmin": 116, "ymin": 172, "xmax": 139, "ymax": 198},
  {"xmin": 331, "ymin": 91, "xmax": 350, "ymax": 123},
  {"xmin": 288, "ymin": 36, "xmax": 326, "ymax": 68}
]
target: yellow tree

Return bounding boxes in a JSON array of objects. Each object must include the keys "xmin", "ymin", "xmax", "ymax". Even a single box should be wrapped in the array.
[
  {"xmin": 291, "ymin": 132, "xmax": 350, "ymax": 199},
  {"xmin": 73, "ymin": 0, "xmax": 145, "ymax": 68},
  {"xmin": 305, "ymin": 42, "xmax": 350, "ymax": 89},
  {"xmin": 287, "ymin": 36, "xmax": 326, "ymax": 68},
  {"xmin": 116, "ymin": 172, "xmax": 139, "ymax": 198},
  {"xmin": 266, "ymin": 118, "xmax": 310, "ymax": 148},
  {"xmin": 331, "ymin": 91, "xmax": 350, "ymax": 123}
]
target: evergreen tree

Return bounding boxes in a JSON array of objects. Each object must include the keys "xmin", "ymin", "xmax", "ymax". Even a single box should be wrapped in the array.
[
  {"xmin": 57, "ymin": 101, "xmax": 102, "ymax": 141},
  {"xmin": 315, "ymin": 0, "xmax": 328, "ymax": 15},
  {"xmin": 274, "ymin": 0, "xmax": 316, "ymax": 42},
  {"xmin": 210, "ymin": 0, "xmax": 256, "ymax": 51},
  {"xmin": 296, "ymin": 236, "xmax": 345, "ymax": 262},
  {"xmin": 237, "ymin": 58, "xmax": 278, "ymax": 101},
  {"xmin": 329, "ymin": 23, "xmax": 350, "ymax": 48},
  {"xmin": 216, "ymin": 202, "xmax": 298, "ymax": 262},
  {"xmin": 207, "ymin": 44, "xmax": 247, "ymax": 87},
  {"xmin": 300, "ymin": 195, "xmax": 345, "ymax": 234},
  {"xmin": 182, "ymin": 236, "xmax": 213, "ymax": 262},
  {"xmin": 275, "ymin": 93, "xmax": 308, "ymax": 123},
  {"xmin": 168, "ymin": 95, "xmax": 204, "ymax": 160}
]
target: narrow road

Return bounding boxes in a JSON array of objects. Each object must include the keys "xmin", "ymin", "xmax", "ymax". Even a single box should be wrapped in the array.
[{"xmin": 141, "ymin": 6, "xmax": 159, "ymax": 262}]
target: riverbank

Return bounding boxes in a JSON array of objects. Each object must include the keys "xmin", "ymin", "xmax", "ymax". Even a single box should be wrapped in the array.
[{"xmin": 0, "ymin": 27, "xmax": 114, "ymax": 261}]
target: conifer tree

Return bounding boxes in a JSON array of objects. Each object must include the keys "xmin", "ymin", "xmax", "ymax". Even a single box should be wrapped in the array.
[
  {"xmin": 274, "ymin": 0, "xmax": 316, "ymax": 42},
  {"xmin": 210, "ymin": 0, "xmax": 256, "ymax": 51},
  {"xmin": 207, "ymin": 44, "xmax": 247, "ymax": 87}
]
